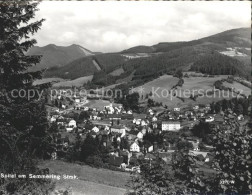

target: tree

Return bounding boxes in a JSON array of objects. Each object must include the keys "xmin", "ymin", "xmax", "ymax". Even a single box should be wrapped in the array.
[
  {"xmin": 80, "ymin": 134, "xmax": 99, "ymax": 161},
  {"xmin": 234, "ymin": 103, "xmax": 243, "ymax": 115},
  {"xmin": 211, "ymin": 124, "xmax": 252, "ymax": 193},
  {"xmin": 191, "ymin": 122, "xmax": 212, "ymax": 144},
  {"xmin": 79, "ymin": 111, "xmax": 90, "ymax": 120},
  {"xmin": 174, "ymin": 69, "xmax": 183, "ymax": 78},
  {"xmin": 176, "ymin": 140, "xmax": 194, "ymax": 151},
  {"xmin": 147, "ymin": 98, "xmax": 155, "ymax": 107},
  {"xmin": 0, "ymin": 1, "xmax": 54, "ymax": 193}
]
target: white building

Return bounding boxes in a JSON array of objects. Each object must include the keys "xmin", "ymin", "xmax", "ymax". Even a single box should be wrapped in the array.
[
  {"xmin": 66, "ymin": 127, "xmax": 73, "ymax": 132},
  {"xmin": 162, "ymin": 121, "xmax": 181, "ymax": 131},
  {"xmin": 205, "ymin": 116, "xmax": 214, "ymax": 122},
  {"xmin": 50, "ymin": 115, "xmax": 57, "ymax": 123},
  {"xmin": 141, "ymin": 120, "xmax": 147, "ymax": 126},
  {"xmin": 75, "ymin": 98, "xmax": 80, "ymax": 103},
  {"xmin": 68, "ymin": 120, "xmax": 77, "ymax": 128},
  {"xmin": 92, "ymin": 126, "xmax": 100, "ymax": 133},
  {"xmin": 127, "ymin": 110, "xmax": 133, "ymax": 115},
  {"xmin": 174, "ymin": 107, "xmax": 180, "ymax": 112},
  {"xmin": 193, "ymin": 105, "xmax": 199, "ymax": 110},
  {"xmin": 137, "ymin": 132, "xmax": 144, "ymax": 140},
  {"xmin": 152, "ymin": 116, "xmax": 158, "ymax": 122},
  {"xmin": 130, "ymin": 142, "xmax": 140, "ymax": 152},
  {"xmin": 111, "ymin": 125, "xmax": 126, "ymax": 137}
]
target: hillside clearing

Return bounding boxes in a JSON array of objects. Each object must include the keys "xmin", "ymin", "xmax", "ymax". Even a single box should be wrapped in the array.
[
  {"xmin": 109, "ymin": 67, "xmax": 124, "ymax": 76},
  {"xmin": 53, "ymin": 75, "xmax": 93, "ymax": 87},
  {"xmin": 33, "ymin": 77, "xmax": 65, "ymax": 85}
]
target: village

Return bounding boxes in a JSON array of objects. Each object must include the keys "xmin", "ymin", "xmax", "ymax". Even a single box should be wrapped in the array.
[{"xmin": 47, "ymin": 90, "xmax": 248, "ymax": 175}]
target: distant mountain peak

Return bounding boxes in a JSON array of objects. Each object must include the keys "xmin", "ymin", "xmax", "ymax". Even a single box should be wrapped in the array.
[{"xmin": 27, "ymin": 44, "xmax": 95, "ymax": 71}]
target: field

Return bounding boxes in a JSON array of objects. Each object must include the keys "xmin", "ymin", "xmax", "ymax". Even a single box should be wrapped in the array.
[
  {"xmin": 222, "ymin": 81, "xmax": 251, "ymax": 97},
  {"xmin": 53, "ymin": 75, "xmax": 93, "ymax": 87},
  {"xmin": 39, "ymin": 160, "xmax": 129, "ymax": 195},
  {"xmin": 133, "ymin": 75, "xmax": 179, "ymax": 95},
  {"xmin": 109, "ymin": 67, "xmax": 124, "ymax": 76},
  {"xmin": 33, "ymin": 77, "xmax": 65, "ymax": 85},
  {"xmin": 132, "ymin": 75, "xmax": 249, "ymax": 108}
]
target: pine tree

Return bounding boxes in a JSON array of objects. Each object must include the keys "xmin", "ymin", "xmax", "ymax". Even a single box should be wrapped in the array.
[{"xmin": 0, "ymin": 1, "xmax": 54, "ymax": 194}]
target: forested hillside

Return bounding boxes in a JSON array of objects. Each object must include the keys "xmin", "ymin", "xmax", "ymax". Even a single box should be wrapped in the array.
[
  {"xmin": 44, "ymin": 53, "xmax": 127, "ymax": 80},
  {"xmin": 42, "ymin": 27, "xmax": 250, "ymax": 87},
  {"xmin": 190, "ymin": 52, "xmax": 249, "ymax": 77}
]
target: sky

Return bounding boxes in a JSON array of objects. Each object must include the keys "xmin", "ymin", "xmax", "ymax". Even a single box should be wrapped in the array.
[{"xmin": 33, "ymin": 1, "xmax": 251, "ymax": 53}]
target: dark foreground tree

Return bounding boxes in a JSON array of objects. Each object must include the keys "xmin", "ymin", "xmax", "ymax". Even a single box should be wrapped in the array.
[{"xmin": 0, "ymin": 1, "xmax": 55, "ymax": 194}]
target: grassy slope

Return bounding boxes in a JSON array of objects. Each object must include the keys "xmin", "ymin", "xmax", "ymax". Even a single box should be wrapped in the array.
[
  {"xmin": 52, "ymin": 75, "xmax": 93, "ymax": 88},
  {"xmin": 133, "ymin": 75, "xmax": 250, "ymax": 108},
  {"xmin": 39, "ymin": 160, "xmax": 129, "ymax": 195}
]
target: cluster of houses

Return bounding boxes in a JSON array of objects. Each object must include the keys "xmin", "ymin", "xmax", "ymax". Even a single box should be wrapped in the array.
[
  {"xmin": 48, "ymin": 99, "xmax": 247, "ymax": 173},
  {"xmin": 48, "ymin": 103, "xmax": 211, "ymax": 170}
]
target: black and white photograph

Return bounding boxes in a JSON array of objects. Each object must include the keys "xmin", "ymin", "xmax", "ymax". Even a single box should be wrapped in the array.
[{"xmin": 0, "ymin": 1, "xmax": 251, "ymax": 194}]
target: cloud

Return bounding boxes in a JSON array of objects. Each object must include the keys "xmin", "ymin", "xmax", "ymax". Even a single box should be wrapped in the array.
[{"xmin": 32, "ymin": 1, "xmax": 251, "ymax": 52}]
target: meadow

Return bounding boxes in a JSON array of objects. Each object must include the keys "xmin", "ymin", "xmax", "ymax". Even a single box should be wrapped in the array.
[
  {"xmin": 133, "ymin": 74, "xmax": 250, "ymax": 108},
  {"xmin": 53, "ymin": 75, "xmax": 93, "ymax": 87},
  {"xmin": 39, "ymin": 160, "xmax": 129, "ymax": 195}
]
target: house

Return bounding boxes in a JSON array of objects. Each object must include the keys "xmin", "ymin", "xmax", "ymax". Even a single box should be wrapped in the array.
[
  {"xmin": 152, "ymin": 116, "xmax": 158, "ymax": 122},
  {"xmin": 68, "ymin": 120, "xmax": 77, "ymax": 128},
  {"xmin": 205, "ymin": 104, "xmax": 211, "ymax": 110},
  {"xmin": 237, "ymin": 114, "xmax": 244, "ymax": 121},
  {"xmin": 135, "ymin": 119, "xmax": 141, "ymax": 126},
  {"xmin": 205, "ymin": 116, "xmax": 214, "ymax": 122},
  {"xmin": 189, "ymin": 151, "xmax": 209, "ymax": 160},
  {"xmin": 75, "ymin": 98, "xmax": 80, "ymax": 103},
  {"xmin": 66, "ymin": 127, "xmax": 73, "ymax": 132},
  {"xmin": 187, "ymin": 138, "xmax": 200, "ymax": 151},
  {"xmin": 152, "ymin": 123, "xmax": 158, "ymax": 129},
  {"xmin": 127, "ymin": 110, "xmax": 133, "ymax": 115},
  {"xmin": 137, "ymin": 132, "xmax": 144, "ymax": 140},
  {"xmin": 92, "ymin": 126, "xmax": 100, "ymax": 133},
  {"xmin": 90, "ymin": 131, "xmax": 97, "ymax": 138},
  {"xmin": 145, "ymin": 153, "xmax": 156, "ymax": 160},
  {"xmin": 174, "ymin": 107, "xmax": 180, "ymax": 112},
  {"xmin": 193, "ymin": 105, "xmax": 199, "ymax": 110},
  {"xmin": 104, "ymin": 104, "xmax": 115, "ymax": 114},
  {"xmin": 110, "ymin": 125, "xmax": 126, "ymax": 137},
  {"xmin": 57, "ymin": 118, "xmax": 66, "ymax": 126},
  {"xmin": 141, "ymin": 128, "xmax": 147, "ymax": 135},
  {"xmin": 162, "ymin": 121, "xmax": 181, "ymax": 131},
  {"xmin": 141, "ymin": 120, "xmax": 148, "ymax": 126},
  {"xmin": 130, "ymin": 142, "xmax": 140, "ymax": 152},
  {"xmin": 50, "ymin": 115, "xmax": 57, "ymax": 123}
]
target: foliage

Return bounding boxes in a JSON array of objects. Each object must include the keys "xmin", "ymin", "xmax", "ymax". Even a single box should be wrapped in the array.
[
  {"xmin": 191, "ymin": 122, "xmax": 212, "ymax": 144},
  {"xmin": 80, "ymin": 134, "xmax": 99, "ymax": 161},
  {"xmin": 211, "ymin": 123, "xmax": 252, "ymax": 193},
  {"xmin": 118, "ymin": 92, "xmax": 140, "ymax": 112},
  {"xmin": 129, "ymin": 149, "xmax": 206, "ymax": 194},
  {"xmin": 190, "ymin": 52, "xmax": 247, "ymax": 76},
  {"xmin": 210, "ymin": 96, "xmax": 251, "ymax": 115},
  {"xmin": 173, "ymin": 69, "xmax": 183, "ymax": 79},
  {"xmin": 176, "ymin": 140, "xmax": 194, "ymax": 151}
]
